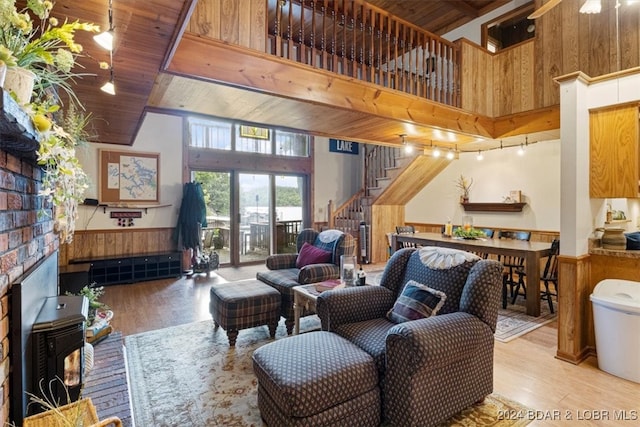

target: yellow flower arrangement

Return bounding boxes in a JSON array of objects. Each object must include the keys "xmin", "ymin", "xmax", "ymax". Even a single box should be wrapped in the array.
[
  {"xmin": 0, "ymin": 0, "xmax": 99, "ymax": 103},
  {"xmin": 0, "ymin": 0, "xmax": 100, "ymax": 244}
]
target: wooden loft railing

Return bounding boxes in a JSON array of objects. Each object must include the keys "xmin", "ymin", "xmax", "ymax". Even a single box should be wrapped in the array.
[{"xmin": 267, "ymin": 0, "xmax": 460, "ymax": 107}]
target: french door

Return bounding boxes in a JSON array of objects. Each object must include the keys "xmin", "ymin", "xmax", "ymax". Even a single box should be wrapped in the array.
[{"xmin": 192, "ymin": 170, "xmax": 307, "ymax": 266}]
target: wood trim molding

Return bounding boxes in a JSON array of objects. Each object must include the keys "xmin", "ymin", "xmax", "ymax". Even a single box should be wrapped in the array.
[{"xmin": 556, "ymin": 253, "xmax": 592, "ymax": 364}]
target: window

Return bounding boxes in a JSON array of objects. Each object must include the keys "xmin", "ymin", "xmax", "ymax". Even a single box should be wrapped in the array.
[
  {"xmin": 188, "ymin": 118, "xmax": 231, "ymax": 150},
  {"xmin": 275, "ymin": 130, "xmax": 310, "ymax": 157},
  {"xmin": 188, "ymin": 116, "xmax": 310, "ymax": 157},
  {"xmin": 482, "ymin": 3, "xmax": 535, "ymax": 52}
]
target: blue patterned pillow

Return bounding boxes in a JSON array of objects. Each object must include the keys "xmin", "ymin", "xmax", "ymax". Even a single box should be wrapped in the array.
[{"xmin": 387, "ymin": 279, "xmax": 447, "ymax": 324}]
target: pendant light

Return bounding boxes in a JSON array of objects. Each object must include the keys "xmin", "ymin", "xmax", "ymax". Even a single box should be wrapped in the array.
[
  {"xmin": 95, "ymin": 0, "xmax": 116, "ymax": 95},
  {"xmin": 94, "ymin": 0, "xmax": 114, "ymax": 51}
]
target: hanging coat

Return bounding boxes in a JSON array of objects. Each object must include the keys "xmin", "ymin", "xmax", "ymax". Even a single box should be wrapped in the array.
[{"xmin": 174, "ymin": 182, "xmax": 207, "ymax": 250}]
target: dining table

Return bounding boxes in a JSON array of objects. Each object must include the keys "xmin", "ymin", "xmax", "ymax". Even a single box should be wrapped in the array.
[{"xmin": 390, "ymin": 232, "xmax": 554, "ymax": 316}]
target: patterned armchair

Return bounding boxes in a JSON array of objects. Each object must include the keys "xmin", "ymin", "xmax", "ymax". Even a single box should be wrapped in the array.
[
  {"xmin": 257, "ymin": 228, "xmax": 356, "ymax": 334},
  {"xmin": 316, "ymin": 246, "xmax": 503, "ymax": 426}
]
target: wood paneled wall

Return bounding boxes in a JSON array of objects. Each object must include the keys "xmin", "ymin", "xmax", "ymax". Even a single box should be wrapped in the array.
[
  {"xmin": 463, "ymin": 0, "xmax": 640, "ymax": 117},
  {"xmin": 58, "ymin": 228, "xmax": 178, "ymax": 266},
  {"xmin": 187, "ymin": 0, "xmax": 267, "ymax": 52},
  {"xmin": 459, "ymin": 39, "xmax": 494, "ymax": 117},
  {"xmin": 370, "ymin": 205, "xmax": 404, "ymax": 262}
]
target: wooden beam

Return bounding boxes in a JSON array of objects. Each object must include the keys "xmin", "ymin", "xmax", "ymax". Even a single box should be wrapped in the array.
[
  {"xmin": 168, "ymin": 34, "xmax": 497, "ymax": 141},
  {"xmin": 492, "ymin": 106, "xmax": 561, "ymax": 138}
]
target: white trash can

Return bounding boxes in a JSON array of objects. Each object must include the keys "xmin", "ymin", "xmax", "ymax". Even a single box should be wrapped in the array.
[{"xmin": 590, "ymin": 279, "xmax": 640, "ymax": 383}]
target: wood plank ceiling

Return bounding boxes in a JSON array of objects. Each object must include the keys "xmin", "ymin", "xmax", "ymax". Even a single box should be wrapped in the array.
[{"xmin": 54, "ymin": 0, "xmax": 532, "ymax": 146}]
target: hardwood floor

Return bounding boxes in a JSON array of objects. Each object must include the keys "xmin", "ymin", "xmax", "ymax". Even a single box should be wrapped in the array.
[{"xmin": 101, "ymin": 265, "xmax": 640, "ymax": 427}]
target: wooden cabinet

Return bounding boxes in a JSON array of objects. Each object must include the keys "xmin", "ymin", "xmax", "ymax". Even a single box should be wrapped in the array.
[
  {"xmin": 589, "ymin": 103, "xmax": 640, "ymax": 198},
  {"xmin": 72, "ymin": 252, "xmax": 182, "ymax": 286}
]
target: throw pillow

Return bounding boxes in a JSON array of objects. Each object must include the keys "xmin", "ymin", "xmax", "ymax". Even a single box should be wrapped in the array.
[
  {"xmin": 296, "ymin": 242, "xmax": 332, "ymax": 268},
  {"xmin": 387, "ymin": 279, "xmax": 447, "ymax": 324}
]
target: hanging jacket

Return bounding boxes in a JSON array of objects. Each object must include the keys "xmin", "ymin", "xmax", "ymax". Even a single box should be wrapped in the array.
[{"xmin": 174, "ymin": 182, "xmax": 207, "ymax": 250}]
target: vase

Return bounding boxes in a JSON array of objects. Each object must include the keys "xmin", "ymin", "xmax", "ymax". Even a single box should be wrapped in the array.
[
  {"xmin": 3, "ymin": 66, "xmax": 36, "ymax": 105},
  {"xmin": 601, "ymin": 228, "xmax": 626, "ymax": 250},
  {"xmin": 0, "ymin": 62, "xmax": 6, "ymax": 88}
]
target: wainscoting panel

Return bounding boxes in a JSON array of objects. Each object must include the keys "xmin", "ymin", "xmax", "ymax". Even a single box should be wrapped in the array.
[{"xmin": 59, "ymin": 228, "xmax": 178, "ymax": 266}]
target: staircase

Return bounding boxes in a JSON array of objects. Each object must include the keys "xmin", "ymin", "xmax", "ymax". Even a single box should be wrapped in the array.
[{"xmin": 328, "ymin": 146, "xmax": 419, "ymax": 254}]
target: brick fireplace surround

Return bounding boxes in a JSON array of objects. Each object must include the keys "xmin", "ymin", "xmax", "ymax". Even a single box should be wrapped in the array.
[{"xmin": 0, "ymin": 148, "xmax": 58, "ymax": 425}]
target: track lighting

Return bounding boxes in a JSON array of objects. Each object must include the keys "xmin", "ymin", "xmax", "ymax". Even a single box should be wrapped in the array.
[
  {"xmin": 432, "ymin": 144, "xmax": 441, "ymax": 158},
  {"xmin": 404, "ymin": 143, "xmax": 413, "ymax": 154},
  {"xmin": 446, "ymin": 148, "xmax": 455, "ymax": 160}
]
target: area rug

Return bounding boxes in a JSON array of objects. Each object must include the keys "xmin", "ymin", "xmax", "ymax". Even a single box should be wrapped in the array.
[
  {"xmin": 495, "ymin": 300, "xmax": 557, "ymax": 343},
  {"xmin": 125, "ymin": 318, "xmax": 533, "ymax": 427}
]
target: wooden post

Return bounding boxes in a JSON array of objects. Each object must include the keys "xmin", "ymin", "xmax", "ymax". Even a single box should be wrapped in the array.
[{"xmin": 328, "ymin": 200, "xmax": 335, "ymax": 228}]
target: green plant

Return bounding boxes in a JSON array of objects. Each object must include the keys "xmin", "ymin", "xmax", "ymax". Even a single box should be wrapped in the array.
[
  {"xmin": 67, "ymin": 284, "xmax": 108, "ymax": 324},
  {"xmin": 212, "ymin": 228, "xmax": 224, "ymax": 249},
  {"xmin": 453, "ymin": 227, "xmax": 486, "ymax": 239},
  {"xmin": 0, "ymin": 0, "xmax": 99, "ymax": 104},
  {"xmin": 35, "ymin": 102, "xmax": 92, "ymax": 243}
]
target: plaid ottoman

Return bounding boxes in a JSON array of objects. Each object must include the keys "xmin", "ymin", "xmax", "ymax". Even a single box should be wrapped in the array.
[
  {"xmin": 209, "ymin": 279, "xmax": 281, "ymax": 346},
  {"xmin": 252, "ymin": 331, "xmax": 380, "ymax": 426}
]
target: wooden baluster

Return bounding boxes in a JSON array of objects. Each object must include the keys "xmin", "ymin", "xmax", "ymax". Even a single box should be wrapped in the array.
[
  {"xmin": 367, "ymin": 8, "xmax": 374, "ymax": 83},
  {"xmin": 400, "ymin": 23, "xmax": 406, "ymax": 93},
  {"xmin": 299, "ymin": 0, "xmax": 306, "ymax": 63},
  {"xmin": 286, "ymin": 0, "xmax": 294, "ymax": 60},
  {"xmin": 358, "ymin": 3, "xmax": 364, "ymax": 80},
  {"xmin": 436, "ymin": 41, "xmax": 442, "ymax": 103},
  {"xmin": 275, "ymin": 0, "xmax": 283, "ymax": 57},
  {"xmin": 331, "ymin": 7, "xmax": 337, "ymax": 72},
  {"xmin": 376, "ymin": 14, "xmax": 382, "ymax": 86},
  {"xmin": 340, "ymin": 0, "xmax": 347, "ymax": 75},
  {"xmin": 310, "ymin": 0, "xmax": 316, "ymax": 67},
  {"xmin": 351, "ymin": 0, "xmax": 358, "ymax": 78},
  {"xmin": 392, "ymin": 20, "xmax": 399, "ymax": 90},
  {"xmin": 321, "ymin": 1, "xmax": 328, "ymax": 70},
  {"xmin": 427, "ymin": 37, "xmax": 435, "ymax": 101}
]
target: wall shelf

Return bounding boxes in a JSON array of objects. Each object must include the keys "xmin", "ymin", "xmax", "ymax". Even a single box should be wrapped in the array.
[
  {"xmin": 461, "ymin": 202, "xmax": 527, "ymax": 212},
  {"xmin": 81, "ymin": 203, "xmax": 172, "ymax": 214}
]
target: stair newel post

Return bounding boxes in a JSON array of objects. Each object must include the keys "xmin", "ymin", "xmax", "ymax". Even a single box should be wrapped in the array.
[{"xmin": 328, "ymin": 200, "xmax": 335, "ymax": 228}]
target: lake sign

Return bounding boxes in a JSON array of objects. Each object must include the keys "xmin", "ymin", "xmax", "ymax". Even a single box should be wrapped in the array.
[{"xmin": 329, "ymin": 138, "xmax": 359, "ymax": 155}]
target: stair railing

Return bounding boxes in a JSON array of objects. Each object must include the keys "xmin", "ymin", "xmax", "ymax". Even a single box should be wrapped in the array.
[
  {"xmin": 365, "ymin": 145, "xmax": 402, "ymax": 197},
  {"xmin": 327, "ymin": 190, "xmax": 367, "ymax": 236},
  {"xmin": 267, "ymin": 0, "xmax": 461, "ymax": 107}
]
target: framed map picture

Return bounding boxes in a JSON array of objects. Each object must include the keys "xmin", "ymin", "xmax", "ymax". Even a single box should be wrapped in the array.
[{"xmin": 99, "ymin": 149, "xmax": 160, "ymax": 203}]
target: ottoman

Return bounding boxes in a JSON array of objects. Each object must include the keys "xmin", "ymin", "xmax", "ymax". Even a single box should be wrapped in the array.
[
  {"xmin": 252, "ymin": 331, "xmax": 380, "ymax": 426},
  {"xmin": 209, "ymin": 279, "xmax": 281, "ymax": 346}
]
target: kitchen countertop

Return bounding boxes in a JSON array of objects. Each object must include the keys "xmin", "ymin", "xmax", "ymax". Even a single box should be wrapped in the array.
[{"xmin": 589, "ymin": 238, "xmax": 640, "ymax": 258}]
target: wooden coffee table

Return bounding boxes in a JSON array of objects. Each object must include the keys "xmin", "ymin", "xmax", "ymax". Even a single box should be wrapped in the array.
[{"xmin": 292, "ymin": 280, "xmax": 345, "ymax": 335}]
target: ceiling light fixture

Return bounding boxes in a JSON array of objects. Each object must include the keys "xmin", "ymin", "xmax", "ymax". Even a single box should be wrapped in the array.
[
  {"xmin": 517, "ymin": 143, "xmax": 525, "ymax": 156},
  {"xmin": 580, "ymin": 0, "xmax": 602, "ymax": 14},
  {"xmin": 446, "ymin": 148, "xmax": 455, "ymax": 160},
  {"xmin": 101, "ymin": 66, "xmax": 115, "ymax": 95},
  {"xmin": 96, "ymin": 0, "xmax": 116, "ymax": 95},
  {"xmin": 94, "ymin": 0, "xmax": 114, "ymax": 51},
  {"xmin": 432, "ymin": 146, "xmax": 441, "ymax": 158},
  {"xmin": 476, "ymin": 151, "xmax": 484, "ymax": 161}
]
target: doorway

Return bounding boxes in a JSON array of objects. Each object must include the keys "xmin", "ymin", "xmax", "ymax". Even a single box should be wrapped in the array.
[{"xmin": 193, "ymin": 170, "xmax": 307, "ymax": 266}]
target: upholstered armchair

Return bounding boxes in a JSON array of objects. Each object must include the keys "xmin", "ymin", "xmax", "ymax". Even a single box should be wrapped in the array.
[
  {"xmin": 257, "ymin": 228, "xmax": 356, "ymax": 334},
  {"xmin": 316, "ymin": 246, "xmax": 503, "ymax": 427}
]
